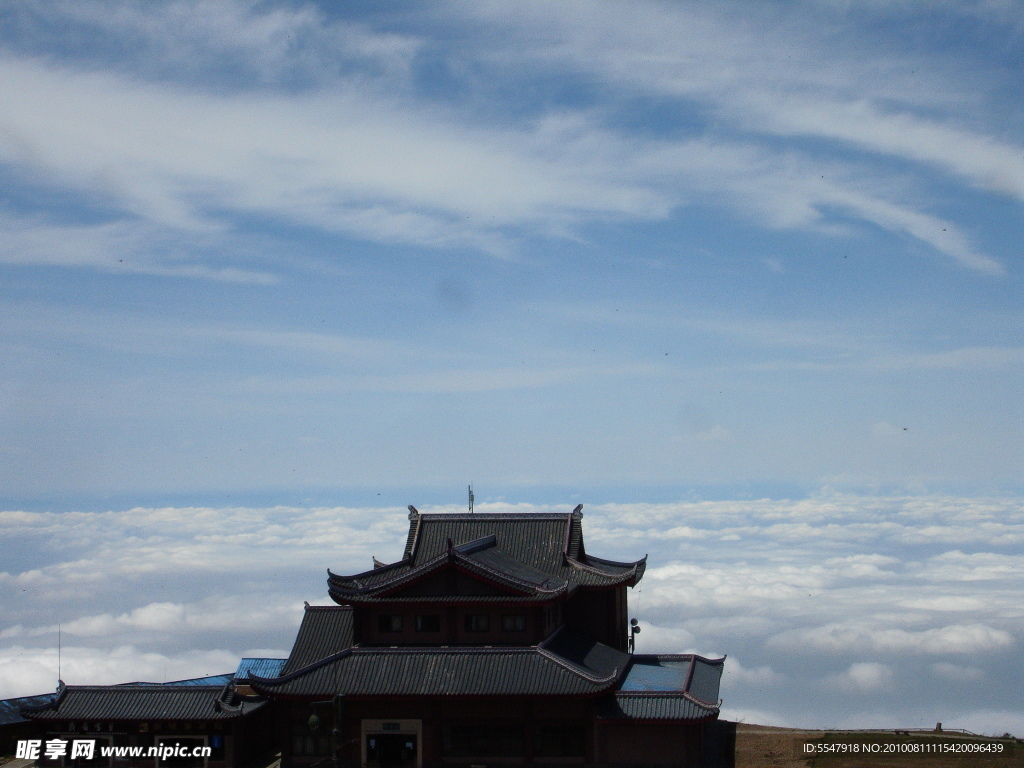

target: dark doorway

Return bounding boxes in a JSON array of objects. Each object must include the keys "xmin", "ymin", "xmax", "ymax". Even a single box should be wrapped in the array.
[{"xmin": 366, "ymin": 733, "xmax": 417, "ymax": 768}]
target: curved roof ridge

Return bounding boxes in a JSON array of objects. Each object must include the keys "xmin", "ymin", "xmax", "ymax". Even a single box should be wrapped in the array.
[
  {"xmin": 452, "ymin": 533, "xmax": 496, "ymax": 554},
  {"xmin": 303, "ymin": 603, "xmax": 352, "ymax": 612},
  {"xmin": 633, "ymin": 652, "xmax": 726, "ymax": 665},
  {"xmin": 328, "ymin": 556, "xmax": 410, "ymax": 586},
  {"xmin": 350, "ymin": 646, "xmax": 536, "ymax": 655},
  {"xmin": 679, "ymin": 688, "xmax": 722, "ymax": 708},
  {"xmin": 331, "ymin": 547, "xmax": 571, "ymax": 600},
  {"xmin": 214, "ymin": 682, "xmax": 243, "ymax": 713},
  {"xmin": 565, "ymin": 556, "xmax": 639, "ymax": 583},
  {"xmin": 613, "ymin": 687, "xmax": 721, "ymax": 706},
  {"xmin": 251, "ymin": 647, "xmax": 356, "ymax": 687},
  {"xmin": 586, "ymin": 552, "xmax": 648, "ymax": 569},
  {"xmin": 403, "ymin": 505, "xmax": 421, "ymax": 559},
  {"xmin": 537, "ymin": 626, "xmax": 626, "ymax": 685},
  {"xmin": 328, "ymin": 552, "xmax": 448, "ymax": 596},
  {"xmin": 535, "ymin": 646, "xmax": 621, "ymax": 685},
  {"xmin": 455, "ymin": 551, "xmax": 567, "ymax": 594},
  {"xmin": 19, "ymin": 682, "xmax": 65, "ymax": 715},
  {"xmin": 419, "ymin": 512, "xmax": 572, "ymax": 520},
  {"xmin": 50, "ymin": 683, "xmax": 225, "ymax": 691}
]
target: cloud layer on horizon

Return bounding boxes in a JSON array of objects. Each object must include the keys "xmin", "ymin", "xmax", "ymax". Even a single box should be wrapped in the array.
[{"xmin": 1, "ymin": 496, "xmax": 1022, "ymax": 734}]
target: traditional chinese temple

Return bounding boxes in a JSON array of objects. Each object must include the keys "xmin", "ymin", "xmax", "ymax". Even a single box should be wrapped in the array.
[{"xmin": 10, "ymin": 505, "xmax": 725, "ymax": 767}]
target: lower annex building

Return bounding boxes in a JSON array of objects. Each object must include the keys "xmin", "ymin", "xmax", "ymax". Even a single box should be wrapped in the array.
[{"xmin": 9, "ymin": 506, "xmax": 725, "ymax": 767}]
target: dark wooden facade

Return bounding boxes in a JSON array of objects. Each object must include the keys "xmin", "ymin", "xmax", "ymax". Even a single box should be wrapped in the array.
[{"xmin": 254, "ymin": 507, "xmax": 725, "ymax": 767}]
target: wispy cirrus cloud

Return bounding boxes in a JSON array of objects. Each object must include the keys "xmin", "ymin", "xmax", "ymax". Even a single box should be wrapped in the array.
[
  {"xmin": 0, "ymin": 213, "xmax": 277, "ymax": 283},
  {"xmin": 0, "ymin": 55, "xmax": 670, "ymax": 263},
  {"xmin": 0, "ymin": 0, "xmax": 421, "ymax": 86},
  {"xmin": 450, "ymin": 0, "xmax": 1019, "ymax": 271},
  {"xmin": 0, "ymin": 0, "xmax": 1016, "ymax": 275}
]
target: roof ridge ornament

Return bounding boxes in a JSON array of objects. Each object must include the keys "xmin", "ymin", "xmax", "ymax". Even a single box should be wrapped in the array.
[{"xmin": 572, "ymin": 504, "xmax": 583, "ymax": 518}]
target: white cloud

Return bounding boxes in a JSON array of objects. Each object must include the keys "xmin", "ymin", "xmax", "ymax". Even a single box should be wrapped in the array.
[
  {"xmin": 0, "ymin": 1, "xmax": 1013, "ymax": 272},
  {"xmin": 631, "ymin": 622, "xmax": 697, "ymax": 654},
  {"xmin": 771, "ymin": 623, "xmax": 1013, "ymax": 655},
  {"xmin": 0, "ymin": 644, "xmax": 242, "ymax": 699},
  {"xmin": 2, "ymin": 495, "xmax": 1024, "ymax": 728},
  {"xmin": 740, "ymin": 95, "xmax": 1024, "ymax": 203},
  {"xmin": 0, "ymin": 56, "xmax": 668, "ymax": 259},
  {"xmin": 30, "ymin": 0, "xmax": 422, "ymax": 83},
  {"xmin": 0, "ymin": 213, "xmax": 277, "ymax": 283},
  {"xmin": 451, "ymin": 0, "xmax": 1016, "ymax": 271},
  {"xmin": 831, "ymin": 662, "xmax": 894, "ymax": 692},
  {"xmin": 718, "ymin": 707, "xmax": 794, "ymax": 727},
  {"xmin": 945, "ymin": 710, "xmax": 1024, "ymax": 738},
  {"xmin": 721, "ymin": 657, "xmax": 784, "ymax": 687},
  {"xmin": 901, "ymin": 596, "xmax": 987, "ymax": 612}
]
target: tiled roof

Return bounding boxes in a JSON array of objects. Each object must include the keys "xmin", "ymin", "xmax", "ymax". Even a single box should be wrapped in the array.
[
  {"xmin": 411, "ymin": 513, "xmax": 575, "ymax": 572},
  {"xmin": 22, "ymin": 683, "xmax": 264, "ymax": 721},
  {"xmin": 282, "ymin": 605, "xmax": 354, "ymax": 675},
  {"xmin": 597, "ymin": 693, "xmax": 719, "ymax": 721},
  {"xmin": 328, "ymin": 508, "xmax": 645, "ymax": 605},
  {"xmin": 598, "ymin": 654, "xmax": 725, "ymax": 723},
  {"xmin": 254, "ymin": 627, "xmax": 627, "ymax": 699}
]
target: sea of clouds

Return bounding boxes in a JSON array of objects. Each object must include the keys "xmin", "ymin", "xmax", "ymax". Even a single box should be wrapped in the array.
[{"xmin": 1, "ymin": 496, "xmax": 1022, "ymax": 734}]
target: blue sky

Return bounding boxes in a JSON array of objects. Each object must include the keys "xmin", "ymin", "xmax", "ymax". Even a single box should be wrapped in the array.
[
  {"xmin": 1, "ymin": 0, "xmax": 1021, "ymax": 504},
  {"xmin": 0, "ymin": 0, "xmax": 1022, "ymax": 732}
]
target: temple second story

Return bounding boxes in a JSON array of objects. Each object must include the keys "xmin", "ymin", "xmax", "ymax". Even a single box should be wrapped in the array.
[{"xmin": 326, "ymin": 505, "xmax": 647, "ymax": 651}]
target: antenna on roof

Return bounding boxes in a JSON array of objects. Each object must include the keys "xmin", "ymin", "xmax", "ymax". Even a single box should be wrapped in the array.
[
  {"xmin": 468, "ymin": 483, "xmax": 474, "ymax": 514},
  {"xmin": 57, "ymin": 623, "xmax": 61, "ymax": 686}
]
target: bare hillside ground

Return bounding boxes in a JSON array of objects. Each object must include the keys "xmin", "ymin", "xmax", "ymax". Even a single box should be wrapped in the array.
[{"xmin": 724, "ymin": 722, "xmax": 1024, "ymax": 768}]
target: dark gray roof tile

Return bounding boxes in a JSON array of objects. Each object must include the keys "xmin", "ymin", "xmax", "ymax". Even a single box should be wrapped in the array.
[
  {"xmin": 597, "ymin": 693, "xmax": 719, "ymax": 721},
  {"xmin": 328, "ymin": 510, "xmax": 644, "ymax": 605},
  {"xmin": 282, "ymin": 605, "xmax": 354, "ymax": 675},
  {"xmin": 255, "ymin": 628, "xmax": 627, "ymax": 699},
  {"xmin": 22, "ymin": 684, "xmax": 263, "ymax": 721}
]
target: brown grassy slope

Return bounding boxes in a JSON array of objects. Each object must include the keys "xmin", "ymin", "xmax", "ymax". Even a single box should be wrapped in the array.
[{"xmin": 727, "ymin": 723, "xmax": 1024, "ymax": 768}]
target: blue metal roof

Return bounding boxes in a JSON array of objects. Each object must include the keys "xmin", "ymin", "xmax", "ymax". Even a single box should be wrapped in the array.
[
  {"xmin": 599, "ymin": 655, "xmax": 725, "ymax": 722},
  {"xmin": 234, "ymin": 658, "xmax": 287, "ymax": 681},
  {"xmin": 0, "ymin": 692, "xmax": 56, "ymax": 726},
  {"xmin": 619, "ymin": 658, "xmax": 690, "ymax": 692},
  {"xmin": 164, "ymin": 673, "xmax": 235, "ymax": 687}
]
